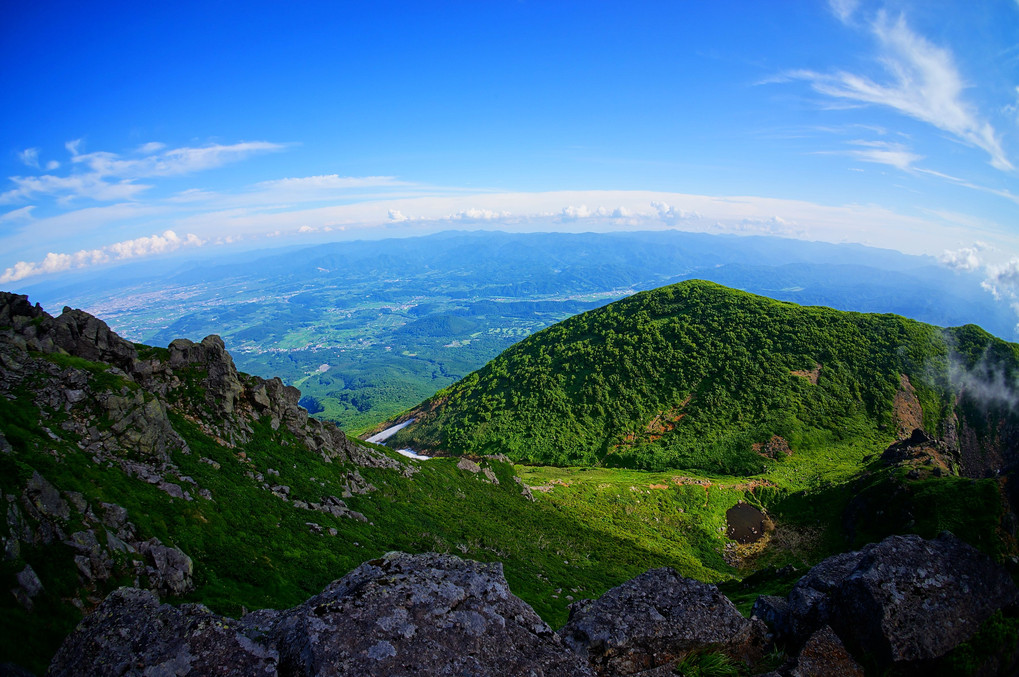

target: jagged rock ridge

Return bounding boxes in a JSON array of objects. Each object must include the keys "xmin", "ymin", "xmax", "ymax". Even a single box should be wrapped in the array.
[{"xmin": 0, "ymin": 291, "xmax": 410, "ymax": 646}]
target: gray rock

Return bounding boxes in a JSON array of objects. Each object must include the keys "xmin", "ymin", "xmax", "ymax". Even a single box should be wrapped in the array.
[
  {"xmin": 457, "ymin": 457, "xmax": 482, "ymax": 473},
  {"xmin": 756, "ymin": 532, "xmax": 1019, "ymax": 670},
  {"xmin": 48, "ymin": 588, "xmax": 279, "ymax": 676},
  {"xmin": 787, "ymin": 625, "xmax": 863, "ymax": 677},
  {"xmin": 560, "ymin": 567, "xmax": 766, "ymax": 675},
  {"xmin": 15, "ymin": 564, "xmax": 43, "ymax": 598},
  {"xmin": 23, "ymin": 470, "xmax": 69, "ymax": 521},
  {"xmin": 11, "ymin": 563, "xmax": 44, "ymax": 610},
  {"xmin": 270, "ymin": 551, "xmax": 593, "ymax": 676},
  {"xmin": 139, "ymin": 539, "xmax": 194, "ymax": 597},
  {"xmin": 100, "ymin": 502, "xmax": 128, "ymax": 529}
]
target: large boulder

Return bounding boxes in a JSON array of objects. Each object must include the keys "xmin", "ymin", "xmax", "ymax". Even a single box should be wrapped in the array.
[
  {"xmin": 269, "ymin": 551, "xmax": 592, "ymax": 676},
  {"xmin": 48, "ymin": 588, "xmax": 278, "ymax": 676},
  {"xmin": 559, "ymin": 567, "xmax": 766, "ymax": 676},
  {"xmin": 753, "ymin": 532, "xmax": 1019, "ymax": 670}
]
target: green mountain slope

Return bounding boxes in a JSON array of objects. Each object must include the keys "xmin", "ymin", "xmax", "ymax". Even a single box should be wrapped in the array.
[
  {"xmin": 0, "ymin": 292, "xmax": 741, "ymax": 673},
  {"xmin": 388, "ymin": 280, "xmax": 1019, "ymax": 479}
]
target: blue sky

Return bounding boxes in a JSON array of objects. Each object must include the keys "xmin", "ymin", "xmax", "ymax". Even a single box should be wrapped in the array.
[{"xmin": 2, "ymin": 1, "xmax": 1018, "ymax": 294}]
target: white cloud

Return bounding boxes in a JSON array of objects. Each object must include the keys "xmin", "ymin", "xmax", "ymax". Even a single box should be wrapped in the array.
[
  {"xmin": 838, "ymin": 139, "xmax": 922, "ymax": 170},
  {"xmin": 136, "ymin": 142, "xmax": 166, "ymax": 154},
  {"xmin": 829, "ymin": 0, "xmax": 859, "ymax": 24},
  {"xmin": 1, "ymin": 140, "xmax": 284, "ymax": 205},
  {"xmin": 940, "ymin": 246, "xmax": 983, "ymax": 271},
  {"xmin": 0, "ymin": 206, "xmax": 35, "ymax": 224},
  {"xmin": 784, "ymin": 11, "xmax": 1012, "ymax": 170},
  {"xmin": 18, "ymin": 148, "xmax": 40, "ymax": 169},
  {"xmin": 652, "ymin": 201, "xmax": 700, "ymax": 224},
  {"xmin": 72, "ymin": 141, "xmax": 285, "ymax": 178},
  {"xmin": 560, "ymin": 205, "xmax": 592, "ymax": 221},
  {"xmin": 256, "ymin": 174, "xmax": 403, "ymax": 192},
  {"xmin": 0, "ymin": 173, "xmax": 151, "ymax": 204},
  {"xmin": 982, "ymin": 259, "xmax": 1019, "ymax": 301},
  {"xmin": 915, "ymin": 168, "xmax": 1019, "ymax": 207},
  {"xmin": 449, "ymin": 208, "xmax": 510, "ymax": 221},
  {"xmin": 45, "ymin": 160, "xmax": 60, "ymax": 171},
  {"xmin": 3, "ymin": 187, "xmax": 1013, "ymax": 285},
  {"xmin": 0, "ymin": 229, "xmax": 204, "ymax": 283}
]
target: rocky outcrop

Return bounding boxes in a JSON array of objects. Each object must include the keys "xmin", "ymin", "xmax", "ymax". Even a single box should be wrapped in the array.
[
  {"xmin": 49, "ymin": 537, "xmax": 1019, "ymax": 675},
  {"xmin": 753, "ymin": 532, "xmax": 1018, "ymax": 670},
  {"xmin": 52, "ymin": 552, "xmax": 594, "ymax": 676},
  {"xmin": 164, "ymin": 334, "xmax": 398, "ymax": 469},
  {"xmin": 559, "ymin": 568, "xmax": 766, "ymax": 675},
  {"xmin": 881, "ymin": 427, "xmax": 959, "ymax": 476},
  {"xmin": 0, "ymin": 292, "xmax": 397, "ymax": 472},
  {"xmin": 0, "ymin": 293, "xmax": 138, "ymax": 374},
  {"xmin": 48, "ymin": 588, "xmax": 279, "ymax": 677}
]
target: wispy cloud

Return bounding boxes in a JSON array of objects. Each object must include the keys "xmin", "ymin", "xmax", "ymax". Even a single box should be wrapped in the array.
[
  {"xmin": 0, "ymin": 229, "xmax": 204, "ymax": 283},
  {"xmin": 824, "ymin": 139, "xmax": 923, "ymax": 170},
  {"xmin": 0, "ymin": 206, "xmax": 35, "ymax": 224},
  {"xmin": 18, "ymin": 148, "xmax": 40, "ymax": 169},
  {"xmin": 0, "ymin": 140, "xmax": 286, "ymax": 205},
  {"xmin": 255, "ymin": 174, "xmax": 404, "ymax": 192},
  {"xmin": 914, "ymin": 168, "xmax": 1019, "ymax": 207},
  {"xmin": 784, "ymin": 11, "xmax": 1011, "ymax": 171},
  {"xmin": 828, "ymin": 0, "xmax": 859, "ymax": 24},
  {"xmin": 0, "ymin": 173, "xmax": 151, "ymax": 204},
  {"xmin": 71, "ymin": 141, "xmax": 285, "ymax": 179}
]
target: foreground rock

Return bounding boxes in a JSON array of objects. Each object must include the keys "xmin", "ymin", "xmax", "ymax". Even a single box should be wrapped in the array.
[
  {"xmin": 51, "ymin": 552, "xmax": 594, "ymax": 677},
  {"xmin": 48, "ymin": 536, "xmax": 1019, "ymax": 675},
  {"xmin": 753, "ymin": 532, "xmax": 1018, "ymax": 671},
  {"xmin": 559, "ymin": 568, "xmax": 766, "ymax": 676},
  {"xmin": 48, "ymin": 588, "xmax": 278, "ymax": 676}
]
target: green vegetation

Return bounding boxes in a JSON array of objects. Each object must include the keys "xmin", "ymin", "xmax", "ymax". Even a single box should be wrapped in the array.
[
  {"xmin": 390, "ymin": 280, "xmax": 1015, "ymax": 479},
  {"xmin": 6, "ymin": 277, "xmax": 1019, "ymax": 673},
  {"xmin": 0, "ymin": 373, "xmax": 746, "ymax": 671}
]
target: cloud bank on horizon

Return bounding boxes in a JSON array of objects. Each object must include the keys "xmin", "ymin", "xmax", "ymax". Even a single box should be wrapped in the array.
[{"xmin": 0, "ymin": 0, "xmax": 1017, "ymax": 290}]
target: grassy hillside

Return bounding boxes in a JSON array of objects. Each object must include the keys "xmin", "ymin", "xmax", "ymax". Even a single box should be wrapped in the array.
[
  {"xmin": 0, "ymin": 344, "xmax": 742, "ymax": 673},
  {"xmin": 389, "ymin": 280, "xmax": 1017, "ymax": 478}
]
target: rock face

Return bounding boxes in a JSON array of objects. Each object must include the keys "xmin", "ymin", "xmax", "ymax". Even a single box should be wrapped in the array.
[
  {"xmin": 52, "ymin": 552, "xmax": 594, "ymax": 677},
  {"xmin": 753, "ymin": 532, "xmax": 1019, "ymax": 670},
  {"xmin": 559, "ymin": 568, "xmax": 766, "ymax": 676},
  {"xmin": 269, "ymin": 551, "xmax": 592, "ymax": 677}
]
